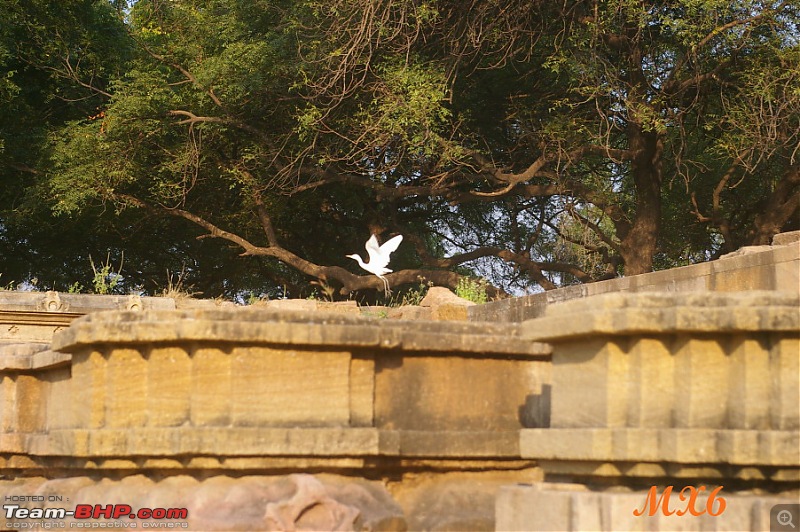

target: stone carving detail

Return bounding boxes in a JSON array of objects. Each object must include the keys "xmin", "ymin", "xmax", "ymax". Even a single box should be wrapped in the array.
[
  {"xmin": 126, "ymin": 294, "xmax": 143, "ymax": 311},
  {"xmin": 40, "ymin": 291, "xmax": 68, "ymax": 312},
  {"xmin": 264, "ymin": 474, "xmax": 361, "ymax": 531}
]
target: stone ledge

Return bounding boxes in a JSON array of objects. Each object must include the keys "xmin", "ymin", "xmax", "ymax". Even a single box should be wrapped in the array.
[
  {"xmin": 471, "ymin": 234, "xmax": 799, "ymax": 323},
  {"xmin": 0, "ymin": 344, "xmax": 71, "ymax": 370},
  {"xmin": 26, "ymin": 427, "xmax": 382, "ymax": 457},
  {"xmin": 522, "ymin": 291, "xmax": 799, "ymax": 341},
  {"xmin": 20, "ymin": 428, "xmax": 523, "ymax": 460},
  {"xmin": 52, "ymin": 308, "xmax": 552, "ymax": 357},
  {"xmin": 0, "ymin": 291, "xmax": 175, "ymax": 313},
  {"xmin": 520, "ymin": 428, "xmax": 800, "ymax": 466}
]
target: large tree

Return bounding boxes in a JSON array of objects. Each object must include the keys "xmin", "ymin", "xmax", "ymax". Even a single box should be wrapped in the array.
[{"xmin": 2, "ymin": 0, "xmax": 798, "ymax": 297}]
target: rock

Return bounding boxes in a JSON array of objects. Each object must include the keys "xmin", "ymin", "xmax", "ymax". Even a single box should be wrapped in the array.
[
  {"xmin": 264, "ymin": 474, "xmax": 360, "ymax": 531},
  {"xmin": 265, "ymin": 299, "xmax": 319, "ymax": 311},
  {"xmin": 4, "ymin": 475, "xmax": 406, "ymax": 532},
  {"xmin": 773, "ymin": 230, "xmax": 800, "ymax": 246},
  {"xmin": 719, "ymin": 245, "xmax": 773, "ymax": 259},
  {"xmin": 420, "ymin": 287, "xmax": 474, "ymax": 308},
  {"xmin": 318, "ymin": 301, "xmax": 362, "ymax": 315},
  {"xmin": 387, "ymin": 305, "xmax": 432, "ymax": 320},
  {"xmin": 420, "ymin": 287, "xmax": 474, "ymax": 321}
]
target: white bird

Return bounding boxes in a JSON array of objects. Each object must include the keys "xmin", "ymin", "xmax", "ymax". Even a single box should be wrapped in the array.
[{"xmin": 347, "ymin": 234, "xmax": 403, "ymax": 294}]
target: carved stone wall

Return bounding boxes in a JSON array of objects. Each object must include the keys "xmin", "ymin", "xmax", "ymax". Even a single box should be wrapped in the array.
[
  {"xmin": 496, "ymin": 291, "xmax": 800, "ymax": 531},
  {"xmin": 1, "ymin": 235, "xmax": 798, "ymax": 530},
  {"xmin": 1, "ymin": 309, "xmax": 550, "ymax": 530}
]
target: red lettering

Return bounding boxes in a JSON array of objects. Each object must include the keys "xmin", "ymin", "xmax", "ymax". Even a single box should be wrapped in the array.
[
  {"xmin": 112, "ymin": 505, "xmax": 132, "ymax": 519},
  {"xmin": 74, "ymin": 505, "xmax": 93, "ymax": 519},
  {"xmin": 94, "ymin": 505, "xmax": 114, "ymax": 519}
]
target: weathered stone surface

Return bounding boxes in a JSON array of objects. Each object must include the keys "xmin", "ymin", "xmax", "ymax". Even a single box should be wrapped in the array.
[
  {"xmin": 52, "ymin": 308, "xmax": 549, "ymax": 357},
  {"xmin": 319, "ymin": 300, "xmax": 362, "ymax": 315},
  {"xmin": 264, "ymin": 298, "xmax": 319, "ymax": 311},
  {"xmin": 420, "ymin": 287, "xmax": 475, "ymax": 308},
  {"xmin": 392, "ymin": 470, "xmax": 542, "ymax": 531},
  {"xmin": 375, "ymin": 352, "xmax": 549, "ymax": 432},
  {"xmin": 773, "ymin": 230, "xmax": 800, "ymax": 246},
  {"xmin": 520, "ymin": 428, "xmax": 800, "ymax": 467},
  {"xmin": 0, "ymin": 474, "xmax": 406, "ymax": 532},
  {"xmin": 419, "ymin": 287, "xmax": 474, "ymax": 321},
  {"xmin": 0, "ymin": 291, "xmax": 175, "ymax": 314},
  {"xmin": 471, "ymin": 234, "xmax": 799, "ymax": 322},
  {"xmin": 386, "ymin": 305, "xmax": 432, "ymax": 320},
  {"xmin": 523, "ymin": 291, "xmax": 799, "ymax": 340},
  {"xmin": 175, "ymin": 297, "xmax": 238, "ymax": 309},
  {"xmin": 0, "ymin": 344, "xmax": 70, "ymax": 370},
  {"xmin": 719, "ymin": 245, "xmax": 774, "ymax": 258},
  {"xmin": 520, "ymin": 292, "xmax": 799, "ymax": 433},
  {"xmin": 28, "ymin": 427, "xmax": 382, "ymax": 457}
]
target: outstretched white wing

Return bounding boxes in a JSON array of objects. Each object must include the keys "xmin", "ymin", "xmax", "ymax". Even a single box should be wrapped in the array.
[
  {"xmin": 365, "ymin": 234, "xmax": 402, "ymax": 269},
  {"xmin": 379, "ymin": 234, "xmax": 403, "ymax": 253}
]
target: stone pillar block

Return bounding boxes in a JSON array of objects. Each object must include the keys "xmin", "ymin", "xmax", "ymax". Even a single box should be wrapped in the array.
[
  {"xmin": 44, "ymin": 366, "xmax": 72, "ymax": 430},
  {"xmin": 0, "ymin": 374, "xmax": 15, "ymax": 435},
  {"xmin": 728, "ymin": 335, "xmax": 770, "ymax": 430},
  {"xmin": 349, "ymin": 355, "xmax": 375, "ymax": 427},
  {"xmin": 550, "ymin": 338, "xmax": 628, "ymax": 428},
  {"xmin": 626, "ymin": 337, "xmax": 674, "ymax": 427},
  {"xmin": 105, "ymin": 347, "xmax": 147, "ymax": 428},
  {"xmin": 770, "ymin": 336, "xmax": 800, "ymax": 430},
  {"xmin": 147, "ymin": 346, "xmax": 191, "ymax": 427},
  {"xmin": 672, "ymin": 336, "xmax": 728, "ymax": 428},
  {"xmin": 71, "ymin": 349, "xmax": 106, "ymax": 429},
  {"xmin": 229, "ymin": 347, "xmax": 351, "ymax": 427},
  {"xmin": 190, "ymin": 346, "xmax": 231, "ymax": 426}
]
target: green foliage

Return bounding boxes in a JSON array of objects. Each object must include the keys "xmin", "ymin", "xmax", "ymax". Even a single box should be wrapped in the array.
[
  {"xmin": 455, "ymin": 277, "xmax": 488, "ymax": 305},
  {"xmin": 385, "ymin": 277, "xmax": 433, "ymax": 307},
  {"xmin": 67, "ymin": 281, "xmax": 84, "ymax": 294},
  {"xmin": 0, "ymin": 274, "xmax": 14, "ymax": 291},
  {"xmin": 89, "ymin": 253, "xmax": 124, "ymax": 295},
  {"xmin": 1, "ymin": 0, "xmax": 797, "ymax": 298}
]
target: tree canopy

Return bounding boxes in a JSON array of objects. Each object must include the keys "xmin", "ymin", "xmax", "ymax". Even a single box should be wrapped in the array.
[{"xmin": 1, "ymin": 0, "xmax": 797, "ymax": 299}]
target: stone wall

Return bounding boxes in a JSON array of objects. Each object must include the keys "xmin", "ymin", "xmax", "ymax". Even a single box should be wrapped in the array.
[
  {"xmin": 1, "ymin": 308, "xmax": 550, "ymax": 530},
  {"xmin": 0, "ymin": 234, "xmax": 798, "ymax": 530},
  {"xmin": 471, "ymin": 229, "xmax": 800, "ymax": 322}
]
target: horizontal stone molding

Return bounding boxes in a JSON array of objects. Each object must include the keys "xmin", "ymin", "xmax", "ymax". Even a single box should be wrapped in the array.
[
  {"xmin": 13, "ymin": 428, "xmax": 523, "ymax": 461},
  {"xmin": 520, "ymin": 292, "xmax": 799, "ymax": 433},
  {"xmin": 523, "ymin": 291, "xmax": 799, "ymax": 341},
  {"xmin": 0, "ymin": 344, "xmax": 70, "ymax": 370},
  {"xmin": 52, "ymin": 309, "xmax": 551, "ymax": 357},
  {"xmin": 520, "ymin": 428, "xmax": 800, "ymax": 467},
  {"xmin": 0, "ymin": 291, "xmax": 175, "ymax": 314}
]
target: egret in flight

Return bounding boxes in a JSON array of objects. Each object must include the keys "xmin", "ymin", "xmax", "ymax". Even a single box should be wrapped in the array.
[{"xmin": 347, "ymin": 234, "xmax": 403, "ymax": 294}]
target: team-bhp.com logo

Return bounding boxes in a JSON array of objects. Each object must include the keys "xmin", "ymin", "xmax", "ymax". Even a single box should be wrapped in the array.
[
  {"xmin": 633, "ymin": 485, "xmax": 726, "ymax": 517},
  {"xmin": 4, "ymin": 503, "xmax": 188, "ymax": 528}
]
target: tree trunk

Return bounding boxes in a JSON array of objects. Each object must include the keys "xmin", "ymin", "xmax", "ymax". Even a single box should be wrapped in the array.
[
  {"xmin": 619, "ymin": 126, "xmax": 664, "ymax": 275},
  {"xmin": 746, "ymin": 165, "xmax": 800, "ymax": 245}
]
